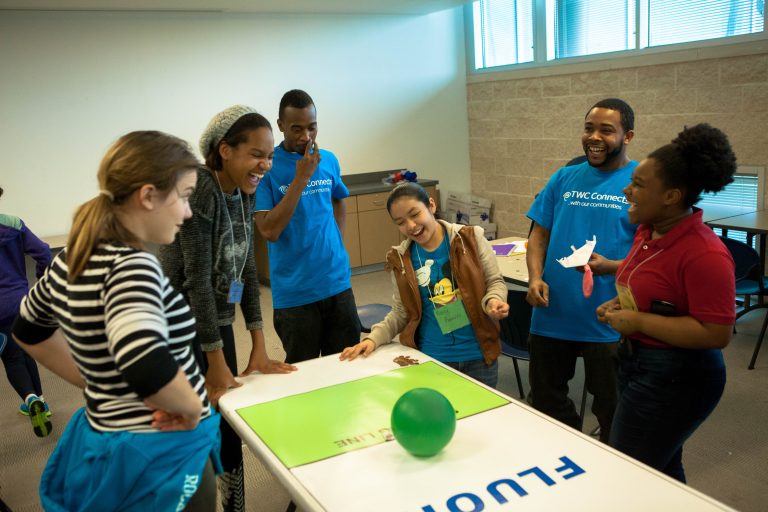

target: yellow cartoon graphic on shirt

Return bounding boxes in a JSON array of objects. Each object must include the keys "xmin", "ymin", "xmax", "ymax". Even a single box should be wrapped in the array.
[{"xmin": 431, "ymin": 278, "xmax": 458, "ymax": 305}]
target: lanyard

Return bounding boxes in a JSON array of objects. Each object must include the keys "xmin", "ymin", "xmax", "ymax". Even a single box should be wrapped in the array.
[
  {"xmin": 616, "ymin": 238, "xmax": 664, "ymax": 291},
  {"xmin": 412, "ymin": 227, "xmax": 454, "ymax": 303},
  {"xmin": 213, "ymin": 171, "xmax": 249, "ymax": 283}
]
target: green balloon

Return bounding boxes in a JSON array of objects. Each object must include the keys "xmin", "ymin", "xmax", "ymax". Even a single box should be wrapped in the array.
[{"xmin": 391, "ymin": 388, "xmax": 456, "ymax": 457}]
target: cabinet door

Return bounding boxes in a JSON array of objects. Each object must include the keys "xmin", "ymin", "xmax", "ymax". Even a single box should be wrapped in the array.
[
  {"xmin": 359, "ymin": 209, "xmax": 401, "ymax": 266},
  {"xmin": 343, "ymin": 212, "xmax": 361, "ymax": 268}
]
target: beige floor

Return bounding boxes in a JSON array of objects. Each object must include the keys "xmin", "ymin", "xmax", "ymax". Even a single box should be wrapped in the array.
[{"xmin": 1, "ymin": 270, "xmax": 767, "ymax": 511}]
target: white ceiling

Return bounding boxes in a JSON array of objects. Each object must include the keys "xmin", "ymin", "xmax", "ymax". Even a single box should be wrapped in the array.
[{"xmin": 0, "ymin": 0, "xmax": 469, "ymax": 15}]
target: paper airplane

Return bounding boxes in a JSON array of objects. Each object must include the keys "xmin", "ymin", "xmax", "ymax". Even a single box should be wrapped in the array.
[{"xmin": 556, "ymin": 235, "xmax": 597, "ymax": 268}]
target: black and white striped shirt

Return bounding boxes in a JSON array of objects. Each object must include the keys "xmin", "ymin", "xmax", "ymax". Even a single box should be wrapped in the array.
[{"xmin": 14, "ymin": 242, "xmax": 210, "ymax": 432}]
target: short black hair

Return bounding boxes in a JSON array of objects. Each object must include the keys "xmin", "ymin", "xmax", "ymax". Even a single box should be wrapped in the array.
[
  {"xmin": 0, "ymin": 186, "xmax": 3, "ymax": 199},
  {"xmin": 649, "ymin": 123, "xmax": 737, "ymax": 208},
  {"xmin": 205, "ymin": 113, "xmax": 272, "ymax": 171},
  {"xmin": 279, "ymin": 89, "xmax": 315, "ymax": 120},
  {"xmin": 587, "ymin": 98, "xmax": 635, "ymax": 133},
  {"xmin": 386, "ymin": 182, "xmax": 430, "ymax": 213}
]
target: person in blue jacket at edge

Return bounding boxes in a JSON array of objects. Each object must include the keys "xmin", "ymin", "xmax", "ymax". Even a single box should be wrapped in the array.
[{"xmin": 0, "ymin": 185, "xmax": 53, "ymax": 437}]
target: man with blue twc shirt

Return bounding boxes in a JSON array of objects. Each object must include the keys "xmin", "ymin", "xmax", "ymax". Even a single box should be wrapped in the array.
[
  {"xmin": 255, "ymin": 89, "xmax": 361, "ymax": 363},
  {"xmin": 525, "ymin": 98, "xmax": 638, "ymax": 442}
]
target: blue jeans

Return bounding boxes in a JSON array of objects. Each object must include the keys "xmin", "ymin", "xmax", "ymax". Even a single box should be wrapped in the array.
[
  {"xmin": 609, "ymin": 341, "xmax": 726, "ymax": 482},
  {"xmin": 443, "ymin": 359, "xmax": 498, "ymax": 388}
]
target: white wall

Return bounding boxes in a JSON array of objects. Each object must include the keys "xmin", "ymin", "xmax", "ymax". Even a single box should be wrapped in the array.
[{"xmin": 0, "ymin": 9, "xmax": 470, "ymax": 236}]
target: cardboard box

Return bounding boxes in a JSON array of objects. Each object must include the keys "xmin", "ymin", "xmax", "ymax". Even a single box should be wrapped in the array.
[
  {"xmin": 482, "ymin": 223, "xmax": 497, "ymax": 240},
  {"xmin": 444, "ymin": 191, "xmax": 492, "ymax": 225}
]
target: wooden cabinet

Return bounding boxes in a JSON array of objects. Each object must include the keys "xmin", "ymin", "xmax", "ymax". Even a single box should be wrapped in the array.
[
  {"xmin": 342, "ymin": 197, "xmax": 361, "ymax": 268},
  {"xmin": 349, "ymin": 185, "xmax": 438, "ymax": 267}
]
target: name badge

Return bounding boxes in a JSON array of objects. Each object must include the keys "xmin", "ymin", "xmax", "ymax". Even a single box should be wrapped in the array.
[
  {"xmin": 228, "ymin": 280, "xmax": 244, "ymax": 304},
  {"xmin": 615, "ymin": 283, "xmax": 638, "ymax": 312},
  {"xmin": 434, "ymin": 299, "xmax": 471, "ymax": 335}
]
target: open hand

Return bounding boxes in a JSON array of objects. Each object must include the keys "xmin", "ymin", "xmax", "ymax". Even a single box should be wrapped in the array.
[{"xmin": 339, "ymin": 339, "xmax": 376, "ymax": 361}]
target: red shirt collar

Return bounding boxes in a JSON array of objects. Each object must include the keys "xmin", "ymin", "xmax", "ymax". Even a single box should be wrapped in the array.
[{"xmin": 635, "ymin": 207, "xmax": 704, "ymax": 249}]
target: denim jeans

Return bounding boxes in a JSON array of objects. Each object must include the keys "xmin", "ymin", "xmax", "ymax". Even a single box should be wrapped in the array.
[
  {"xmin": 528, "ymin": 334, "xmax": 618, "ymax": 442},
  {"xmin": 442, "ymin": 359, "xmax": 499, "ymax": 388},
  {"xmin": 609, "ymin": 342, "xmax": 726, "ymax": 482},
  {"xmin": 274, "ymin": 288, "xmax": 361, "ymax": 364}
]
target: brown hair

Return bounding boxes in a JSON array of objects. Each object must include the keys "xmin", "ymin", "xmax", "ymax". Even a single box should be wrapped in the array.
[{"xmin": 67, "ymin": 131, "xmax": 199, "ymax": 281}]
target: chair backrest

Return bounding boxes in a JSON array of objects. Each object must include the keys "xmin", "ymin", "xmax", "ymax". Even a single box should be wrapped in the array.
[
  {"xmin": 500, "ymin": 289, "xmax": 532, "ymax": 352},
  {"xmin": 719, "ymin": 236, "xmax": 761, "ymax": 284}
]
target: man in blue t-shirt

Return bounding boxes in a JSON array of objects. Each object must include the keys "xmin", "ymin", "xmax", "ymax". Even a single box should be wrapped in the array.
[
  {"xmin": 526, "ymin": 98, "xmax": 638, "ymax": 442},
  {"xmin": 255, "ymin": 89, "xmax": 360, "ymax": 363}
]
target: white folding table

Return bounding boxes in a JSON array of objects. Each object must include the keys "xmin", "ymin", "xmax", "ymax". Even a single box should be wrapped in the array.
[{"xmin": 219, "ymin": 343, "xmax": 734, "ymax": 512}]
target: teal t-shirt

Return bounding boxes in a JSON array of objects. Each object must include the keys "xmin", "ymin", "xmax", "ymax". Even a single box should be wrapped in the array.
[
  {"xmin": 410, "ymin": 235, "xmax": 483, "ymax": 362},
  {"xmin": 527, "ymin": 160, "xmax": 638, "ymax": 342}
]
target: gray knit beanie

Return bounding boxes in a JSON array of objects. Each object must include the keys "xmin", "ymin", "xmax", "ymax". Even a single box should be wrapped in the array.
[{"xmin": 199, "ymin": 104, "xmax": 258, "ymax": 158}]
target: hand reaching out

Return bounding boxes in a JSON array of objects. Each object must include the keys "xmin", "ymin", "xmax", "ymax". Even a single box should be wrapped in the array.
[
  {"xmin": 485, "ymin": 298, "xmax": 510, "ymax": 319},
  {"xmin": 339, "ymin": 339, "xmax": 376, "ymax": 361}
]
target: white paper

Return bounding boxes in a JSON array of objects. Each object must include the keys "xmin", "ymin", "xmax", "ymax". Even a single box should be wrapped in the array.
[{"xmin": 556, "ymin": 235, "xmax": 597, "ymax": 268}]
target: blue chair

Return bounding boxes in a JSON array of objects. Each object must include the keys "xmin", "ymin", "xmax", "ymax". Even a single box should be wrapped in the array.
[
  {"xmin": 357, "ymin": 303, "xmax": 392, "ymax": 333},
  {"xmin": 500, "ymin": 290, "xmax": 589, "ymax": 430},
  {"xmin": 719, "ymin": 236, "xmax": 768, "ymax": 369}
]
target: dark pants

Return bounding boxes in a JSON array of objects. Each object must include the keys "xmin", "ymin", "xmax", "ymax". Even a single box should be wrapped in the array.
[
  {"xmin": 528, "ymin": 333, "xmax": 618, "ymax": 442},
  {"xmin": 274, "ymin": 288, "xmax": 361, "ymax": 364},
  {"xmin": 1, "ymin": 321, "xmax": 43, "ymax": 401},
  {"xmin": 609, "ymin": 342, "xmax": 726, "ymax": 482},
  {"xmin": 199, "ymin": 324, "xmax": 244, "ymax": 512}
]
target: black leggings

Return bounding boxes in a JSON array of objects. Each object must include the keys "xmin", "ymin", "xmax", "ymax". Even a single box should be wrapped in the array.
[
  {"xmin": 1, "ymin": 323, "xmax": 43, "ymax": 401},
  {"xmin": 198, "ymin": 324, "xmax": 244, "ymax": 512}
]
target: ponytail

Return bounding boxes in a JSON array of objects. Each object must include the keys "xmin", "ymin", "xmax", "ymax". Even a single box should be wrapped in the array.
[{"xmin": 67, "ymin": 195, "xmax": 137, "ymax": 282}]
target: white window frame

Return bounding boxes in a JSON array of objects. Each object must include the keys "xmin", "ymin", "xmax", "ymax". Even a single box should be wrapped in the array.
[{"xmin": 465, "ymin": 0, "xmax": 768, "ymax": 77}]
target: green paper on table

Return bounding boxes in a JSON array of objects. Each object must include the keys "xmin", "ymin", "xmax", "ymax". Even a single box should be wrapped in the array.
[{"xmin": 237, "ymin": 361, "xmax": 509, "ymax": 468}]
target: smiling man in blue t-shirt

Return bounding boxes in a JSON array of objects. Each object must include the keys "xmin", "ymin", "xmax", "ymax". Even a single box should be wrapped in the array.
[
  {"xmin": 254, "ymin": 89, "xmax": 360, "ymax": 363},
  {"xmin": 525, "ymin": 98, "xmax": 638, "ymax": 442}
]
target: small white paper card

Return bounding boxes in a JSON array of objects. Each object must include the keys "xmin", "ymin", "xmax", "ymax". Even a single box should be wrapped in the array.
[{"xmin": 556, "ymin": 235, "xmax": 597, "ymax": 268}]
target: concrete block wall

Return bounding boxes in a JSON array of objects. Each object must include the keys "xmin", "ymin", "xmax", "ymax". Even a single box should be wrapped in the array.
[{"xmin": 467, "ymin": 52, "xmax": 768, "ymax": 238}]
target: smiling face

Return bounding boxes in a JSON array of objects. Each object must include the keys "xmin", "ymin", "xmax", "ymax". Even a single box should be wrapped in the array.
[
  {"xmin": 624, "ymin": 158, "xmax": 682, "ymax": 225},
  {"xmin": 148, "ymin": 169, "xmax": 197, "ymax": 245},
  {"xmin": 218, "ymin": 127, "xmax": 275, "ymax": 194},
  {"xmin": 388, "ymin": 196, "xmax": 442, "ymax": 251},
  {"xmin": 278, "ymin": 105, "xmax": 318, "ymax": 154},
  {"xmin": 582, "ymin": 107, "xmax": 633, "ymax": 171}
]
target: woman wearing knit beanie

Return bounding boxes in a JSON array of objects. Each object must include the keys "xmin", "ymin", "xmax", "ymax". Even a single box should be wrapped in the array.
[{"xmin": 159, "ymin": 105, "xmax": 297, "ymax": 512}]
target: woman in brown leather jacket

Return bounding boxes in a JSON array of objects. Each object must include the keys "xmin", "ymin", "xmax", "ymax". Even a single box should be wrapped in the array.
[{"xmin": 340, "ymin": 183, "xmax": 509, "ymax": 387}]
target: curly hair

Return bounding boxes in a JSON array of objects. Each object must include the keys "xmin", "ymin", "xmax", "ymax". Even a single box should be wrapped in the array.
[{"xmin": 648, "ymin": 123, "xmax": 737, "ymax": 208}]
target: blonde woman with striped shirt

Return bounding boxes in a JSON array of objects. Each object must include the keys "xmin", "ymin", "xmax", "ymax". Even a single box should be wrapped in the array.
[{"xmin": 13, "ymin": 131, "xmax": 220, "ymax": 511}]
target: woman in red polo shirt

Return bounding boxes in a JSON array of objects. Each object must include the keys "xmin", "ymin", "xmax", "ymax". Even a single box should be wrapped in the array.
[{"xmin": 596, "ymin": 123, "xmax": 736, "ymax": 483}]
